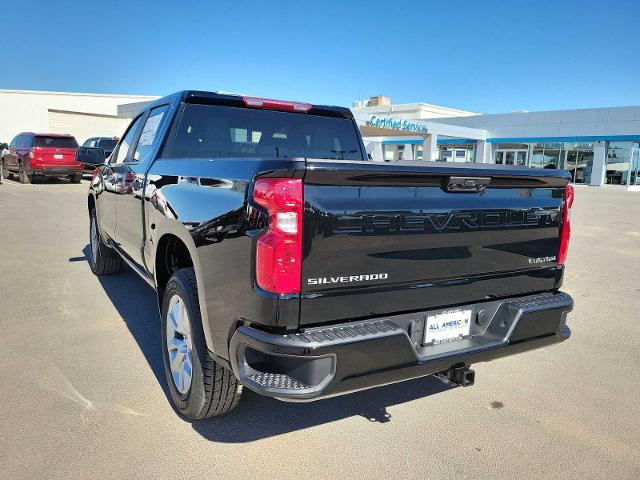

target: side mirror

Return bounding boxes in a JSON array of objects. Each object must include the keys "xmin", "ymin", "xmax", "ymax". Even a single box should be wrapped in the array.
[{"xmin": 76, "ymin": 147, "xmax": 106, "ymax": 167}]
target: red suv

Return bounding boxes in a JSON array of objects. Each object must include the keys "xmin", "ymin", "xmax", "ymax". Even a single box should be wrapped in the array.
[{"xmin": 1, "ymin": 133, "xmax": 82, "ymax": 184}]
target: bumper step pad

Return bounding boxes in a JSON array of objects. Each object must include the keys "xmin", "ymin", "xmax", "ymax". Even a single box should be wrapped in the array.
[{"xmin": 247, "ymin": 372, "xmax": 310, "ymax": 390}]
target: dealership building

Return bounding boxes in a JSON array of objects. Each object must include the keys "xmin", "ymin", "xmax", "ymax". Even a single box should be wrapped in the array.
[
  {"xmin": 0, "ymin": 89, "xmax": 638, "ymax": 188},
  {"xmin": 353, "ymin": 96, "xmax": 640, "ymax": 188}
]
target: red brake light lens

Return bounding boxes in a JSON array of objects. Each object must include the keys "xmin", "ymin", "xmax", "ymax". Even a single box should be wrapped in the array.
[
  {"xmin": 253, "ymin": 178, "xmax": 303, "ymax": 294},
  {"xmin": 558, "ymin": 184, "xmax": 574, "ymax": 265},
  {"xmin": 243, "ymin": 96, "xmax": 312, "ymax": 113}
]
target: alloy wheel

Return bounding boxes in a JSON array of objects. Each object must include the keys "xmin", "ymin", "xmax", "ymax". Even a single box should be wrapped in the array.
[{"xmin": 166, "ymin": 294, "xmax": 193, "ymax": 394}]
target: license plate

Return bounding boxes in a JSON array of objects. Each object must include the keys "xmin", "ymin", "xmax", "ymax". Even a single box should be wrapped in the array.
[
  {"xmin": 54, "ymin": 154, "xmax": 63, "ymax": 159},
  {"xmin": 424, "ymin": 309, "xmax": 472, "ymax": 344}
]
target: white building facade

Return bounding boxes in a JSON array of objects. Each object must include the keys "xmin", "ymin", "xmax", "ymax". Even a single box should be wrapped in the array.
[
  {"xmin": 353, "ymin": 100, "xmax": 640, "ymax": 188},
  {"xmin": 0, "ymin": 90, "xmax": 158, "ymax": 145}
]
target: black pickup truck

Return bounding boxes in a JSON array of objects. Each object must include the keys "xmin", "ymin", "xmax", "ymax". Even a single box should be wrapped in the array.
[{"xmin": 78, "ymin": 90, "xmax": 574, "ymax": 420}]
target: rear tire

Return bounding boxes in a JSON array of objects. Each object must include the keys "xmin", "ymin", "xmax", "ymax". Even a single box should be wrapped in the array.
[
  {"xmin": 89, "ymin": 209, "xmax": 122, "ymax": 275},
  {"xmin": 18, "ymin": 164, "xmax": 31, "ymax": 184},
  {"xmin": 161, "ymin": 268, "xmax": 242, "ymax": 419},
  {"xmin": 70, "ymin": 173, "xmax": 82, "ymax": 184},
  {"xmin": 1, "ymin": 160, "xmax": 12, "ymax": 180}
]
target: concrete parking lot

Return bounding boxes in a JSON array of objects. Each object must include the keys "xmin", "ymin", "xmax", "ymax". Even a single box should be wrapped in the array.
[{"xmin": 0, "ymin": 177, "xmax": 638, "ymax": 480}]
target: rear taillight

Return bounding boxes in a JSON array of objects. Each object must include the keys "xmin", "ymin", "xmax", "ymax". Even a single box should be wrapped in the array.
[
  {"xmin": 28, "ymin": 147, "xmax": 35, "ymax": 159},
  {"xmin": 558, "ymin": 184, "xmax": 574, "ymax": 265},
  {"xmin": 253, "ymin": 178, "xmax": 303, "ymax": 294},
  {"xmin": 243, "ymin": 96, "xmax": 312, "ymax": 113}
]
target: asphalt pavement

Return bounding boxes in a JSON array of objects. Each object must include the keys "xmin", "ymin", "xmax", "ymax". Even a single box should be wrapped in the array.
[{"xmin": 0, "ymin": 176, "xmax": 638, "ymax": 479}]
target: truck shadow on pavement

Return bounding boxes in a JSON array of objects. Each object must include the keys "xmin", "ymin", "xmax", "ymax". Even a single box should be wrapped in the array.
[{"xmin": 80, "ymin": 245, "xmax": 456, "ymax": 443}]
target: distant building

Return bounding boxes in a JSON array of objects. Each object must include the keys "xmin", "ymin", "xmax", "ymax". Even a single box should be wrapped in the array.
[
  {"xmin": 0, "ymin": 89, "xmax": 158, "ymax": 145},
  {"xmin": 352, "ymin": 96, "xmax": 640, "ymax": 188}
]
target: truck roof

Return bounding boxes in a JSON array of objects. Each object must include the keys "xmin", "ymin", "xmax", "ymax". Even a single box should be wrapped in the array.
[{"xmin": 145, "ymin": 90, "xmax": 354, "ymax": 120}]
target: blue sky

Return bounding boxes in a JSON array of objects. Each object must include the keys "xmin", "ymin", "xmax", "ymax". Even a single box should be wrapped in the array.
[{"xmin": 2, "ymin": 0, "xmax": 639, "ymax": 113}]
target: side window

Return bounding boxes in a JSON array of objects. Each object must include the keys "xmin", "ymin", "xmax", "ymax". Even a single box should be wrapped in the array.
[
  {"xmin": 10, "ymin": 135, "xmax": 19, "ymax": 148},
  {"xmin": 112, "ymin": 115, "xmax": 146, "ymax": 165},
  {"xmin": 132, "ymin": 105, "xmax": 169, "ymax": 164}
]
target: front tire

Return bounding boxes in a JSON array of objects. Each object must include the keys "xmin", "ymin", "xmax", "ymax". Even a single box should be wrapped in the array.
[
  {"xmin": 89, "ymin": 209, "xmax": 122, "ymax": 275},
  {"xmin": 162, "ymin": 268, "xmax": 242, "ymax": 419}
]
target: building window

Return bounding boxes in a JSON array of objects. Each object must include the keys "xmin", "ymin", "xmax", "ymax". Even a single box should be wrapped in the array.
[
  {"xmin": 564, "ymin": 143, "xmax": 594, "ymax": 184},
  {"xmin": 606, "ymin": 142, "xmax": 634, "ymax": 185},
  {"xmin": 541, "ymin": 143, "xmax": 562, "ymax": 169},
  {"xmin": 529, "ymin": 143, "xmax": 546, "ymax": 169},
  {"xmin": 515, "ymin": 142, "xmax": 592, "ymax": 183}
]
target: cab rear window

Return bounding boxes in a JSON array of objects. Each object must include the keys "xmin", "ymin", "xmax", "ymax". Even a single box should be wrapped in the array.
[
  {"xmin": 35, "ymin": 136, "xmax": 78, "ymax": 148},
  {"xmin": 96, "ymin": 139, "xmax": 117, "ymax": 149},
  {"xmin": 163, "ymin": 104, "xmax": 364, "ymax": 160}
]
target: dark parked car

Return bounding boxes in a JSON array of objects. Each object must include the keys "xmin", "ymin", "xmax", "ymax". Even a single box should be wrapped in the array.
[
  {"xmin": 80, "ymin": 90, "xmax": 574, "ymax": 420},
  {"xmin": 2, "ymin": 133, "xmax": 82, "ymax": 183},
  {"xmin": 81, "ymin": 137, "xmax": 119, "ymax": 173},
  {"xmin": 82, "ymin": 137, "xmax": 118, "ymax": 159}
]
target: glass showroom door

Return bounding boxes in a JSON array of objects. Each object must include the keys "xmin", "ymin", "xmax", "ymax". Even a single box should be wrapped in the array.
[
  {"xmin": 565, "ymin": 150, "xmax": 578, "ymax": 182},
  {"xmin": 496, "ymin": 150, "xmax": 527, "ymax": 166}
]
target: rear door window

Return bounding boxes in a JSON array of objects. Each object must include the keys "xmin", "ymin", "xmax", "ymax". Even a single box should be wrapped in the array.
[
  {"xmin": 132, "ymin": 105, "xmax": 169, "ymax": 164},
  {"xmin": 164, "ymin": 104, "xmax": 364, "ymax": 160},
  {"xmin": 112, "ymin": 115, "xmax": 146, "ymax": 165},
  {"xmin": 34, "ymin": 136, "xmax": 78, "ymax": 148}
]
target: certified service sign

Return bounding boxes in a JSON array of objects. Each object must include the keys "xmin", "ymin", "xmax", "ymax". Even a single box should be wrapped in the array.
[{"xmin": 368, "ymin": 115, "xmax": 427, "ymax": 134}]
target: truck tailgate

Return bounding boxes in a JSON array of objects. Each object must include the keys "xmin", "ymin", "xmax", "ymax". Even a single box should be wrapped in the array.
[{"xmin": 300, "ymin": 160, "xmax": 570, "ymax": 325}]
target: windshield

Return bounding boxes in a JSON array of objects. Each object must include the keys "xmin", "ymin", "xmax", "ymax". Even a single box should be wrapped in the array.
[
  {"xmin": 34, "ymin": 136, "xmax": 78, "ymax": 148},
  {"xmin": 164, "ymin": 104, "xmax": 364, "ymax": 160},
  {"xmin": 96, "ymin": 139, "xmax": 118, "ymax": 149}
]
